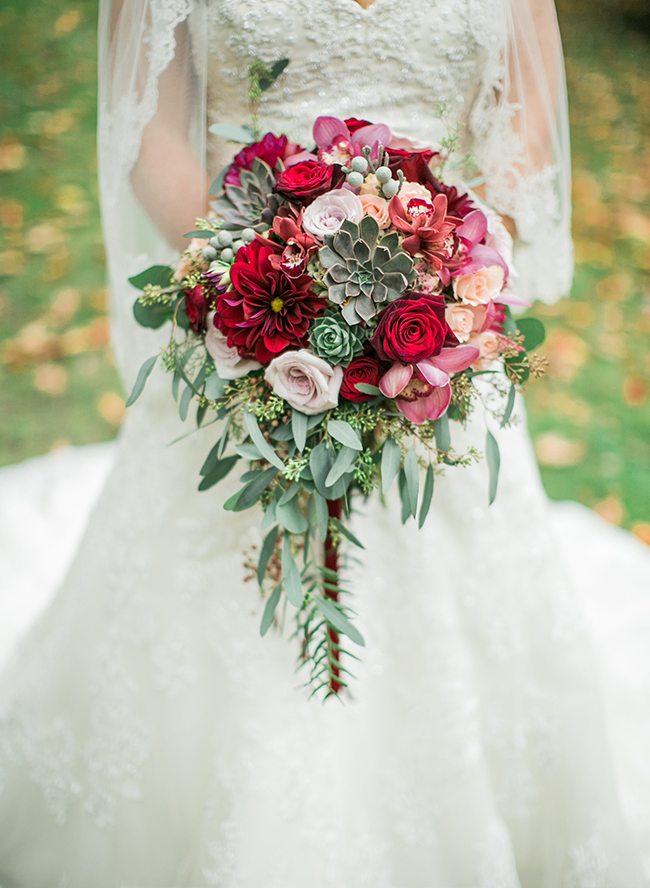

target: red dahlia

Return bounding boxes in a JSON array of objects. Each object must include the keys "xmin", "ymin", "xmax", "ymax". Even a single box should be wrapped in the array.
[{"xmin": 217, "ymin": 240, "xmax": 325, "ymax": 364}]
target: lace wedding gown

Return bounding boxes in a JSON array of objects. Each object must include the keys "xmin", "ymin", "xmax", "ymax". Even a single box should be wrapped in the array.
[{"xmin": 2, "ymin": 1, "xmax": 650, "ymax": 885}]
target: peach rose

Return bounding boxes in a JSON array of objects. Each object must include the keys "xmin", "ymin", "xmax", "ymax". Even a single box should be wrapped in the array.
[
  {"xmin": 359, "ymin": 194, "xmax": 390, "ymax": 229},
  {"xmin": 359, "ymin": 173, "xmax": 380, "ymax": 196},
  {"xmin": 399, "ymin": 181, "xmax": 433, "ymax": 211},
  {"xmin": 445, "ymin": 305, "xmax": 476, "ymax": 343},
  {"xmin": 454, "ymin": 265, "xmax": 505, "ymax": 306},
  {"xmin": 468, "ymin": 330, "xmax": 501, "ymax": 370}
]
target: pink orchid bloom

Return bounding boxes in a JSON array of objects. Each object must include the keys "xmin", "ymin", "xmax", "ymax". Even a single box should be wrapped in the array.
[
  {"xmin": 313, "ymin": 116, "xmax": 392, "ymax": 164},
  {"xmin": 379, "ymin": 344, "xmax": 479, "ymax": 424}
]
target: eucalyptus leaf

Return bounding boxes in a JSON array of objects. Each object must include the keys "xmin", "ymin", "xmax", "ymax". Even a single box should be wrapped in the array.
[
  {"xmin": 217, "ymin": 416, "xmax": 231, "ymax": 458},
  {"xmin": 418, "ymin": 464, "xmax": 435, "ymax": 529},
  {"xmin": 314, "ymin": 491, "xmax": 329, "ymax": 541},
  {"xmin": 328, "ymin": 420, "xmax": 362, "ymax": 451},
  {"xmin": 403, "ymin": 448, "xmax": 419, "ymax": 517},
  {"xmin": 434, "ymin": 414, "xmax": 451, "ymax": 454},
  {"xmin": 171, "ymin": 372, "xmax": 180, "ymax": 402},
  {"xmin": 329, "ymin": 517, "xmax": 365, "ymax": 550},
  {"xmin": 276, "ymin": 497, "xmax": 308, "ymax": 534},
  {"xmin": 235, "ymin": 442, "xmax": 264, "ymax": 460},
  {"xmin": 235, "ymin": 466, "xmax": 279, "ymax": 511},
  {"xmin": 325, "ymin": 446, "xmax": 357, "ymax": 488},
  {"xmin": 259, "ymin": 57, "xmax": 289, "ymax": 91},
  {"xmin": 306, "ymin": 411, "xmax": 328, "ymax": 430},
  {"xmin": 279, "ymin": 482, "xmax": 300, "ymax": 506},
  {"xmin": 292, "ymin": 410, "xmax": 308, "ymax": 452},
  {"xmin": 178, "ymin": 384, "xmax": 193, "ymax": 422},
  {"xmin": 259, "ymin": 583, "xmax": 282, "ymax": 637},
  {"xmin": 486, "ymin": 429, "xmax": 500, "ymax": 505},
  {"xmin": 208, "ymin": 166, "xmax": 228, "ymax": 196},
  {"xmin": 381, "ymin": 437, "xmax": 401, "ymax": 495},
  {"xmin": 354, "ymin": 383, "xmax": 382, "ymax": 396},
  {"xmin": 500, "ymin": 383, "xmax": 516, "ymax": 428},
  {"xmin": 314, "ymin": 597, "xmax": 365, "ymax": 647},
  {"xmin": 270, "ymin": 421, "xmax": 294, "ymax": 442},
  {"xmin": 244, "ymin": 409, "xmax": 285, "ymax": 471},
  {"xmin": 310, "ymin": 442, "xmax": 350, "ymax": 499},
  {"xmin": 204, "ymin": 371, "xmax": 226, "ymax": 401},
  {"xmin": 282, "ymin": 534, "xmax": 304, "ymax": 607},
  {"xmin": 198, "ymin": 455, "xmax": 239, "ymax": 492},
  {"xmin": 260, "ymin": 495, "xmax": 278, "ymax": 534},
  {"xmin": 257, "ymin": 525, "xmax": 280, "ymax": 587},
  {"xmin": 128, "ymin": 265, "xmax": 174, "ymax": 290},
  {"xmin": 398, "ymin": 469, "xmax": 411, "ymax": 525},
  {"xmin": 209, "ymin": 123, "xmax": 256, "ymax": 143},
  {"xmin": 516, "ymin": 317, "xmax": 546, "ymax": 352},
  {"xmin": 196, "ymin": 402, "xmax": 208, "ymax": 428},
  {"xmin": 133, "ymin": 299, "xmax": 172, "ymax": 329},
  {"xmin": 125, "ymin": 355, "xmax": 157, "ymax": 408},
  {"xmin": 182, "ymin": 229, "xmax": 213, "ymax": 239}
]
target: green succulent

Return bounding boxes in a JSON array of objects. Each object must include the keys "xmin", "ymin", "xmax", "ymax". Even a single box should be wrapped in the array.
[
  {"xmin": 309, "ymin": 312, "xmax": 366, "ymax": 365},
  {"xmin": 212, "ymin": 158, "xmax": 280, "ymax": 233},
  {"xmin": 319, "ymin": 216, "xmax": 417, "ymax": 325}
]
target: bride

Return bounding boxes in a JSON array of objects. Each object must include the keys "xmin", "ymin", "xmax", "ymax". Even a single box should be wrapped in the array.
[{"xmin": 2, "ymin": 0, "xmax": 650, "ymax": 884}]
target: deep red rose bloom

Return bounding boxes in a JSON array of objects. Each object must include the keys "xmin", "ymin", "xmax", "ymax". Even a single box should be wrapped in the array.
[
  {"xmin": 184, "ymin": 285, "xmax": 210, "ymax": 334},
  {"xmin": 225, "ymin": 132, "xmax": 301, "ymax": 187},
  {"xmin": 344, "ymin": 117, "xmax": 373, "ymax": 135},
  {"xmin": 388, "ymin": 148, "xmax": 438, "ymax": 185},
  {"xmin": 217, "ymin": 240, "xmax": 325, "ymax": 364},
  {"xmin": 340, "ymin": 356, "xmax": 383, "ymax": 403},
  {"xmin": 275, "ymin": 161, "xmax": 334, "ymax": 204},
  {"xmin": 372, "ymin": 292, "xmax": 453, "ymax": 364}
]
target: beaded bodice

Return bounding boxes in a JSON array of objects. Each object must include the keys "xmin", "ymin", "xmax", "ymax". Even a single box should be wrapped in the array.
[{"xmin": 202, "ymin": 0, "xmax": 505, "ymax": 174}]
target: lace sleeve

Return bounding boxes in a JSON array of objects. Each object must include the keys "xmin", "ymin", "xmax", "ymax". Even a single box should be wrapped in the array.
[{"xmin": 469, "ymin": 0, "xmax": 573, "ymax": 304}]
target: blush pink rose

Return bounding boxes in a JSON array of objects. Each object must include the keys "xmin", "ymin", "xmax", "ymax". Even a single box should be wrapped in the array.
[
  {"xmin": 359, "ymin": 194, "xmax": 391, "ymax": 229},
  {"xmin": 265, "ymin": 349, "xmax": 343, "ymax": 415},
  {"xmin": 205, "ymin": 314, "xmax": 262, "ymax": 379},
  {"xmin": 302, "ymin": 188, "xmax": 364, "ymax": 240},
  {"xmin": 454, "ymin": 265, "xmax": 505, "ymax": 306},
  {"xmin": 445, "ymin": 305, "xmax": 476, "ymax": 343},
  {"xmin": 399, "ymin": 181, "xmax": 433, "ymax": 212},
  {"xmin": 468, "ymin": 330, "xmax": 501, "ymax": 370}
]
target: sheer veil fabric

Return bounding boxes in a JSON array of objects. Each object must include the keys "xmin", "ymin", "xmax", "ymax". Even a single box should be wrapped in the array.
[{"xmin": 2, "ymin": 0, "xmax": 650, "ymax": 885}]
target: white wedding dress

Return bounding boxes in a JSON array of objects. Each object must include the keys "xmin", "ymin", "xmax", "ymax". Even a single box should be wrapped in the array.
[{"xmin": 2, "ymin": 1, "xmax": 650, "ymax": 885}]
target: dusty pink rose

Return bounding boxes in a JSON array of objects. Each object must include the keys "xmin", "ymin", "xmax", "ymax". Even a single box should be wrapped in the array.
[
  {"xmin": 445, "ymin": 305, "xmax": 476, "ymax": 343},
  {"xmin": 468, "ymin": 330, "xmax": 501, "ymax": 370},
  {"xmin": 205, "ymin": 314, "xmax": 262, "ymax": 379},
  {"xmin": 265, "ymin": 349, "xmax": 343, "ymax": 415},
  {"xmin": 454, "ymin": 265, "xmax": 505, "ymax": 306},
  {"xmin": 302, "ymin": 188, "xmax": 364, "ymax": 240},
  {"xmin": 359, "ymin": 194, "xmax": 390, "ymax": 229}
]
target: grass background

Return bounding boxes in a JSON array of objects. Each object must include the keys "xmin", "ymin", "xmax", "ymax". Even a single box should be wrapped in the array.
[{"xmin": 1, "ymin": 0, "xmax": 649, "ymax": 541}]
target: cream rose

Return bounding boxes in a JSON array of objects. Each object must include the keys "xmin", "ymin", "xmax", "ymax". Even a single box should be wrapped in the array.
[
  {"xmin": 302, "ymin": 189, "xmax": 364, "ymax": 240},
  {"xmin": 205, "ymin": 314, "xmax": 262, "ymax": 380},
  {"xmin": 265, "ymin": 349, "xmax": 343, "ymax": 415},
  {"xmin": 468, "ymin": 330, "xmax": 501, "ymax": 371},
  {"xmin": 359, "ymin": 194, "xmax": 390, "ymax": 229},
  {"xmin": 445, "ymin": 305, "xmax": 476, "ymax": 343},
  {"xmin": 454, "ymin": 265, "xmax": 505, "ymax": 306},
  {"xmin": 399, "ymin": 181, "xmax": 433, "ymax": 211}
]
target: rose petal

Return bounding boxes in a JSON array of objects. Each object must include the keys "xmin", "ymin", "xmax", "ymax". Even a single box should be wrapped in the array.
[
  {"xmin": 428, "ymin": 345, "xmax": 480, "ymax": 373},
  {"xmin": 379, "ymin": 362, "xmax": 413, "ymax": 398}
]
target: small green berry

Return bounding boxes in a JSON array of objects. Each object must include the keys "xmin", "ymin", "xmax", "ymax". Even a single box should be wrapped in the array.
[
  {"xmin": 220, "ymin": 248, "xmax": 234, "ymax": 263},
  {"xmin": 202, "ymin": 246, "xmax": 218, "ymax": 261},
  {"xmin": 232, "ymin": 240, "xmax": 245, "ymax": 253},
  {"xmin": 241, "ymin": 228, "xmax": 256, "ymax": 244},
  {"xmin": 347, "ymin": 171, "xmax": 365, "ymax": 188},
  {"xmin": 209, "ymin": 236, "xmax": 221, "ymax": 248},
  {"xmin": 217, "ymin": 230, "xmax": 233, "ymax": 247},
  {"xmin": 375, "ymin": 166, "xmax": 392, "ymax": 184},
  {"xmin": 350, "ymin": 156, "xmax": 369, "ymax": 174}
]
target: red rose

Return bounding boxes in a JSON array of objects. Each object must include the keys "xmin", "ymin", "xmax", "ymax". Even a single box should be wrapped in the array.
[
  {"xmin": 225, "ymin": 132, "xmax": 301, "ymax": 187},
  {"xmin": 371, "ymin": 292, "xmax": 453, "ymax": 364},
  {"xmin": 217, "ymin": 240, "xmax": 325, "ymax": 364},
  {"xmin": 340, "ymin": 356, "xmax": 382, "ymax": 403},
  {"xmin": 388, "ymin": 148, "xmax": 438, "ymax": 185},
  {"xmin": 184, "ymin": 285, "xmax": 210, "ymax": 334},
  {"xmin": 276, "ymin": 161, "xmax": 334, "ymax": 204}
]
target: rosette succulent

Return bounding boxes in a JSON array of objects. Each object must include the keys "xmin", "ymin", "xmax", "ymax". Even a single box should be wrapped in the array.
[
  {"xmin": 212, "ymin": 158, "xmax": 280, "ymax": 233},
  {"xmin": 319, "ymin": 216, "xmax": 417, "ymax": 325},
  {"xmin": 309, "ymin": 312, "xmax": 366, "ymax": 365}
]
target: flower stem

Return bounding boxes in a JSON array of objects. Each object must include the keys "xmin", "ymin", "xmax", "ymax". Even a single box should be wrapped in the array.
[{"xmin": 325, "ymin": 497, "xmax": 343, "ymax": 696}]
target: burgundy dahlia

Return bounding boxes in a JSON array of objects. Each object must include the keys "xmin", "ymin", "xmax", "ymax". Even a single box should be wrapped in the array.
[
  {"xmin": 225, "ymin": 132, "xmax": 300, "ymax": 187},
  {"xmin": 217, "ymin": 240, "xmax": 325, "ymax": 364},
  {"xmin": 184, "ymin": 284, "xmax": 211, "ymax": 334}
]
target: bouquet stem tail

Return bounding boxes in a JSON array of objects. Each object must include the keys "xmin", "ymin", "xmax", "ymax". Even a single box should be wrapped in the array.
[{"xmin": 325, "ymin": 498, "xmax": 343, "ymax": 696}]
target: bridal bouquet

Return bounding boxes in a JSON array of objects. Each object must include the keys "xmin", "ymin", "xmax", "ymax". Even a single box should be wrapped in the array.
[{"xmin": 128, "ymin": 114, "xmax": 545, "ymax": 698}]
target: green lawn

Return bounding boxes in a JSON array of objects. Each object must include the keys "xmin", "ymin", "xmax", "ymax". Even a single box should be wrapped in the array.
[{"xmin": 1, "ymin": 0, "xmax": 649, "ymax": 539}]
